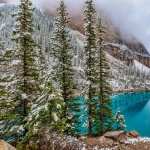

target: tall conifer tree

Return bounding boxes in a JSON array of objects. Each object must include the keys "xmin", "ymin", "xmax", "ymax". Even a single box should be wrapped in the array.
[
  {"xmin": 96, "ymin": 17, "xmax": 114, "ymax": 134},
  {"xmin": 51, "ymin": 1, "xmax": 75, "ymax": 107},
  {"xmin": 50, "ymin": 1, "xmax": 75, "ymax": 133},
  {"xmin": 84, "ymin": 0, "xmax": 98, "ymax": 135},
  {"xmin": 13, "ymin": 0, "xmax": 40, "ymax": 117}
]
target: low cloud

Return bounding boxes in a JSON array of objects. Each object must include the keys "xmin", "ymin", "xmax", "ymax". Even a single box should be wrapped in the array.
[{"xmin": 1, "ymin": 0, "xmax": 150, "ymax": 53}]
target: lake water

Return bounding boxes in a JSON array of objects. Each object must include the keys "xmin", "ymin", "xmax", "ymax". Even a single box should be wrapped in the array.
[{"xmin": 112, "ymin": 92, "xmax": 150, "ymax": 137}]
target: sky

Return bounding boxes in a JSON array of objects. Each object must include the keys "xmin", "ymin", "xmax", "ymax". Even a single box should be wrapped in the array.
[{"xmin": 1, "ymin": 0, "xmax": 150, "ymax": 53}]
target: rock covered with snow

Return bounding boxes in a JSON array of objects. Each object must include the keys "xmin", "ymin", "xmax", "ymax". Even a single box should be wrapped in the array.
[
  {"xmin": 125, "ymin": 137, "xmax": 150, "ymax": 144},
  {"xmin": 104, "ymin": 131, "xmax": 127, "ymax": 141}
]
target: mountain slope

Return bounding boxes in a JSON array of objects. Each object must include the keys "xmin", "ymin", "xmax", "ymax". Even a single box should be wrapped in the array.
[{"xmin": 0, "ymin": 4, "xmax": 149, "ymax": 92}]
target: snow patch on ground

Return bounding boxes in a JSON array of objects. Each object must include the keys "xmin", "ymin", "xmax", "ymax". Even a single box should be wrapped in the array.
[
  {"xmin": 105, "ymin": 42, "xmax": 129, "ymax": 51},
  {"xmin": 134, "ymin": 60, "xmax": 150, "ymax": 74},
  {"xmin": 0, "ymin": 23, "xmax": 6, "ymax": 31},
  {"xmin": 125, "ymin": 137, "xmax": 150, "ymax": 144}
]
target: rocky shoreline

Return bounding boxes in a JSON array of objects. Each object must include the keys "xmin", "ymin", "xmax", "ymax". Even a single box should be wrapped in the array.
[
  {"xmin": 27, "ymin": 131, "xmax": 150, "ymax": 150},
  {"xmin": 2, "ymin": 130, "xmax": 150, "ymax": 150}
]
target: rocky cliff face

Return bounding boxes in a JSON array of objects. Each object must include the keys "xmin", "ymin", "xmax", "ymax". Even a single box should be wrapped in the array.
[
  {"xmin": 68, "ymin": 10, "xmax": 150, "ymax": 55},
  {"xmin": 95, "ymin": 12, "xmax": 150, "ymax": 55}
]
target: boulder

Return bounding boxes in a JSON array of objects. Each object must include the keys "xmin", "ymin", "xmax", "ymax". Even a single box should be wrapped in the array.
[
  {"xmin": 86, "ymin": 136, "xmax": 114, "ymax": 146},
  {"xmin": 0, "ymin": 140, "xmax": 16, "ymax": 150},
  {"xmin": 127, "ymin": 131, "xmax": 139, "ymax": 138},
  {"xmin": 104, "ymin": 131, "xmax": 127, "ymax": 141},
  {"xmin": 86, "ymin": 137, "xmax": 99, "ymax": 145},
  {"xmin": 98, "ymin": 136, "xmax": 114, "ymax": 146}
]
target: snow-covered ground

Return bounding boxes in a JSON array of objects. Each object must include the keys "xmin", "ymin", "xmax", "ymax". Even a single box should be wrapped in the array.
[
  {"xmin": 125, "ymin": 137, "xmax": 150, "ymax": 144},
  {"xmin": 134, "ymin": 60, "xmax": 150, "ymax": 74}
]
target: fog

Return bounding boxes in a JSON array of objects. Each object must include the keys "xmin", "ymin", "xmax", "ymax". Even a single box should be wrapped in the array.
[{"xmin": 1, "ymin": 0, "xmax": 150, "ymax": 53}]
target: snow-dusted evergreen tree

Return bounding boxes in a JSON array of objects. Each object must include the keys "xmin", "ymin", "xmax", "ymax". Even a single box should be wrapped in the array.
[
  {"xmin": 0, "ymin": 38, "xmax": 16, "ymax": 120},
  {"xmin": 0, "ymin": 42, "xmax": 19, "ymax": 139},
  {"xmin": 96, "ymin": 17, "xmax": 114, "ymax": 134},
  {"xmin": 12, "ymin": 0, "xmax": 40, "ymax": 117},
  {"xmin": 26, "ymin": 79, "xmax": 71, "ymax": 138},
  {"xmin": 0, "ymin": 50, "xmax": 15, "ymax": 120},
  {"xmin": 50, "ymin": 0, "xmax": 75, "ymax": 117},
  {"xmin": 84, "ymin": 0, "xmax": 98, "ymax": 135},
  {"xmin": 22, "ymin": 78, "xmax": 69, "ymax": 144},
  {"xmin": 0, "ymin": 41, "xmax": 12, "ymax": 120}
]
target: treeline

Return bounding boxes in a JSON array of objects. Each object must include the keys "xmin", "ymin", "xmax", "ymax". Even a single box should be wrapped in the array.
[{"xmin": 0, "ymin": 0, "xmax": 125, "ymax": 146}]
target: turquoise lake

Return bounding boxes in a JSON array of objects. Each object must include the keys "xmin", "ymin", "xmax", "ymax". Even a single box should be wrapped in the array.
[{"xmin": 112, "ymin": 91, "xmax": 150, "ymax": 137}]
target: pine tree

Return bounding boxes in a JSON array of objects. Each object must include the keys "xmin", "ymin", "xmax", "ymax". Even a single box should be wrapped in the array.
[
  {"xmin": 0, "ymin": 50, "xmax": 15, "ymax": 120},
  {"xmin": 84, "ymin": 0, "xmax": 98, "ymax": 135},
  {"xmin": 23, "ymin": 79, "xmax": 69, "ymax": 142},
  {"xmin": 0, "ymin": 41, "xmax": 14, "ymax": 120},
  {"xmin": 96, "ymin": 17, "xmax": 114, "ymax": 135},
  {"xmin": 13, "ymin": 0, "xmax": 40, "ymax": 117},
  {"xmin": 0, "ymin": 43, "xmax": 19, "ymax": 139},
  {"xmin": 51, "ymin": 1, "xmax": 75, "ymax": 114}
]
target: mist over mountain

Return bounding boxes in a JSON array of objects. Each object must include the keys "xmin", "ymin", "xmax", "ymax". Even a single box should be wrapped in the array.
[{"xmin": 1, "ymin": 0, "xmax": 150, "ymax": 54}]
